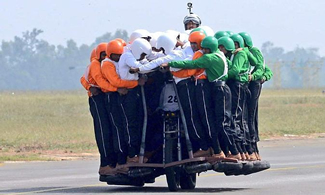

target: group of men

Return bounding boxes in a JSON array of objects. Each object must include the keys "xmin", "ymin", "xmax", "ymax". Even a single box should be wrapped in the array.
[{"xmin": 80, "ymin": 12, "xmax": 273, "ymax": 176}]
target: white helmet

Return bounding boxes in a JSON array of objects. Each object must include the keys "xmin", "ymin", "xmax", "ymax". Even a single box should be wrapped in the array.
[
  {"xmin": 183, "ymin": 14, "xmax": 201, "ymax": 30},
  {"xmin": 130, "ymin": 38, "xmax": 152, "ymax": 60},
  {"xmin": 165, "ymin": 30, "xmax": 180, "ymax": 40},
  {"xmin": 149, "ymin": 32, "xmax": 163, "ymax": 49},
  {"xmin": 156, "ymin": 33, "xmax": 177, "ymax": 55},
  {"xmin": 200, "ymin": 26, "xmax": 215, "ymax": 36},
  {"xmin": 129, "ymin": 29, "xmax": 150, "ymax": 44}
]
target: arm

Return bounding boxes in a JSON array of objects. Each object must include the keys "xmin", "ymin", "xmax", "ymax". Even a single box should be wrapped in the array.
[
  {"xmin": 125, "ymin": 54, "xmax": 147, "ymax": 68},
  {"xmin": 263, "ymin": 64, "xmax": 273, "ymax": 81},
  {"xmin": 169, "ymin": 55, "xmax": 212, "ymax": 69},
  {"xmin": 138, "ymin": 55, "xmax": 175, "ymax": 72},
  {"xmin": 146, "ymin": 51, "xmax": 165, "ymax": 61},
  {"xmin": 102, "ymin": 61, "xmax": 138, "ymax": 88},
  {"xmin": 80, "ymin": 76, "xmax": 90, "ymax": 90},
  {"xmin": 246, "ymin": 49, "xmax": 258, "ymax": 67},
  {"xmin": 90, "ymin": 61, "xmax": 113, "ymax": 92},
  {"xmin": 227, "ymin": 52, "xmax": 245, "ymax": 79},
  {"xmin": 250, "ymin": 48, "xmax": 265, "ymax": 81}
]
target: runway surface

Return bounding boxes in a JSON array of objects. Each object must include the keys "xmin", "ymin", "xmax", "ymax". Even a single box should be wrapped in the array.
[{"xmin": 1, "ymin": 138, "xmax": 325, "ymax": 195}]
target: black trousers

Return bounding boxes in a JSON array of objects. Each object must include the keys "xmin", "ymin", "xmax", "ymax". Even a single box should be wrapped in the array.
[
  {"xmin": 228, "ymin": 80, "xmax": 253, "ymax": 153},
  {"xmin": 89, "ymin": 93, "xmax": 116, "ymax": 167},
  {"xmin": 118, "ymin": 87, "xmax": 142, "ymax": 159},
  {"xmin": 242, "ymin": 83, "xmax": 254, "ymax": 154},
  {"xmin": 107, "ymin": 88, "xmax": 143, "ymax": 164},
  {"xmin": 248, "ymin": 80, "xmax": 262, "ymax": 143},
  {"xmin": 177, "ymin": 80, "xmax": 209, "ymax": 152},
  {"xmin": 228, "ymin": 81, "xmax": 245, "ymax": 142},
  {"xmin": 195, "ymin": 79, "xmax": 221, "ymax": 154},
  {"xmin": 106, "ymin": 92, "xmax": 128, "ymax": 164},
  {"xmin": 212, "ymin": 83, "xmax": 238, "ymax": 155}
]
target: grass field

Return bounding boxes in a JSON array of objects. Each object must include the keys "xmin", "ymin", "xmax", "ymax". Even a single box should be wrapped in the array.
[
  {"xmin": 0, "ymin": 89, "xmax": 324, "ymax": 161},
  {"xmin": 258, "ymin": 89, "xmax": 325, "ymax": 138},
  {"xmin": 0, "ymin": 91, "xmax": 94, "ymax": 161}
]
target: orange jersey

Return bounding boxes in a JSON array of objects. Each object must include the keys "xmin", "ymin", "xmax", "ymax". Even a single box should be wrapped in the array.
[
  {"xmin": 193, "ymin": 50, "xmax": 207, "ymax": 80},
  {"xmin": 170, "ymin": 52, "xmax": 197, "ymax": 78},
  {"xmin": 80, "ymin": 75, "xmax": 93, "ymax": 96},
  {"xmin": 80, "ymin": 75, "xmax": 90, "ymax": 90},
  {"xmin": 86, "ymin": 59, "xmax": 115, "ymax": 93},
  {"xmin": 171, "ymin": 68, "xmax": 197, "ymax": 78},
  {"xmin": 101, "ymin": 59, "xmax": 138, "ymax": 91},
  {"xmin": 81, "ymin": 54, "xmax": 97, "ymax": 93}
]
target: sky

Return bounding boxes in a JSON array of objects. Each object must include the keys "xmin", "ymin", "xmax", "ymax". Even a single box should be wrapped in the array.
[{"xmin": 1, "ymin": 0, "xmax": 325, "ymax": 56}]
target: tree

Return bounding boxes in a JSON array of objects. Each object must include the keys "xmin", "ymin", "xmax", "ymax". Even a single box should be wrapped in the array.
[
  {"xmin": 262, "ymin": 42, "xmax": 324, "ymax": 88},
  {"xmin": 92, "ymin": 29, "xmax": 128, "ymax": 47},
  {"xmin": 1, "ymin": 29, "xmax": 323, "ymax": 90},
  {"xmin": 0, "ymin": 28, "xmax": 129, "ymax": 90}
]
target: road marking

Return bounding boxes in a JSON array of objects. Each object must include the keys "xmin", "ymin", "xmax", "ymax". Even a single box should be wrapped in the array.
[
  {"xmin": 267, "ymin": 164, "xmax": 325, "ymax": 171},
  {"xmin": 5, "ymin": 164, "xmax": 325, "ymax": 194},
  {"xmin": 6, "ymin": 183, "xmax": 107, "ymax": 195}
]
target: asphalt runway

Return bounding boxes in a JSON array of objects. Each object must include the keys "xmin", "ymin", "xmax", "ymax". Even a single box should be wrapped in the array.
[{"xmin": 1, "ymin": 138, "xmax": 325, "ymax": 195}]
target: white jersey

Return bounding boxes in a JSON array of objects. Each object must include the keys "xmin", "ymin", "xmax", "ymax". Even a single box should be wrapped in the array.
[
  {"xmin": 181, "ymin": 44, "xmax": 194, "ymax": 60},
  {"xmin": 147, "ymin": 51, "xmax": 165, "ymax": 61},
  {"xmin": 138, "ymin": 50, "xmax": 183, "ymax": 72},
  {"xmin": 118, "ymin": 51, "xmax": 147, "ymax": 81},
  {"xmin": 138, "ymin": 50, "xmax": 192, "ymax": 84}
]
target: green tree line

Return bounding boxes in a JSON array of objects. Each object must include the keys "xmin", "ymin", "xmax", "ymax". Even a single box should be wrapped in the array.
[
  {"xmin": 0, "ymin": 29, "xmax": 324, "ymax": 90},
  {"xmin": 0, "ymin": 28, "xmax": 128, "ymax": 90}
]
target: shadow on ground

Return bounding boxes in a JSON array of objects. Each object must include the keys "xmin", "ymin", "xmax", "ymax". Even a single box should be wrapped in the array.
[{"xmin": 0, "ymin": 186, "xmax": 249, "ymax": 194}]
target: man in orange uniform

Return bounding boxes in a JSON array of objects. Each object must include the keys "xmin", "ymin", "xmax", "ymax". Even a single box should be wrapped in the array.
[
  {"xmin": 81, "ymin": 43, "xmax": 117, "ymax": 175},
  {"xmin": 80, "ymin": 48, "xmax": 101, "ymax": 96},
  {"xmin": 80, "ymin": 38, "xmax": 127, "ymax": 94},
  {"xmin": 101, "ymin": 40, "xmax": 146, "ymax": 172}
]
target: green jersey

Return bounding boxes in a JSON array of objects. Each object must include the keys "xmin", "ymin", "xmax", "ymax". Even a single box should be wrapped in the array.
[
  {"xmin": 228, "ymin": 50, "xmax": 249, "ymax": 83},
  {"xmin": 249, "ymin": 47, "xmax": 265, "ymax": 81},
  {"xmin": 243, "ymin": 47, "xmax": 258, "ymax": 67},
  {"xmin": 263, "ymin": 64, "xmax": 273, "ymax": 81},
  {"xmin": 168, "ymin": 51, "xmax": 228, "ymax": 82}
]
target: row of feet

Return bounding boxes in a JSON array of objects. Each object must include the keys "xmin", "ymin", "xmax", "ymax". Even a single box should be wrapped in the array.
[
  {"xmin": 193, "ymin": 148, "xmax": 261, "ymax": 161},
  {"xmin": 99, "ymin": 150, "xmax": 262, "ymax": 176},
  {"xmin": 99, "ymin": 156, "xmax": 148, "ymax": 176}
]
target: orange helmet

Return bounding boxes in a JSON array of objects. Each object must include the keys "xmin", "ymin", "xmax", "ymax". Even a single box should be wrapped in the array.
[
  {"xmin": 106, "ymin": 40, "xmax": 124, "ymax": 59},
  {"xmin": 114, "ymin": 38, "xmax": 127, "ymax": 47},
  {"xmin": 189, "ymin": 31, "xmax": 206, "ymax": 49},
  {"xmin": 89, "ymin": 48, "xmax": 96, "ymax": 62},
  {"xmin": 95, "ymin": 43, "xmax": 107, "ymax": 60}
]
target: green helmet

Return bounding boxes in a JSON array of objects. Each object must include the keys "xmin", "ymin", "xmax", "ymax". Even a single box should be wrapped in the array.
[
  {"xmin": 239, "ymin": 32, "xmax": 253, "ymax": 48},
  {"xmin": 226, "ymin": 31, "xmax": 234, "ymax": 36},
  {"xmin": 214, "ymin": 31, "xmax": 229, "ymax": 39},
  {"xmin": 190, "ymin": 27, "xmax": 207, "ymax": 36},
  {"xmin": 218, "ymin": 37, "xmax": 235, "ymax": 51},
  {"xmin": 230, "ymin": 34, "xmax": 244, "ymax": 48},
  {"xmin": 201, "ymin": 36, "xmax": 218, "ymax": 53}
]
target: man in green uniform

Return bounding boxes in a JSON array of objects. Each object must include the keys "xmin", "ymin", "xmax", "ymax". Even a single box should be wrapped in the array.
[
  {"xmin": 228, "ymin": 34, "xmax": 256, "ymax": 160},
  {"xmin": 239, "ymin": 32, "xmax": 273, "ymax": 160},
  {"xmin": 217, "ymin": 36, "xmax": 241, "ymax": 159},
  {"xmin": 162, "ymin": 36, "xmax": 241, "ymax": 159}
]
